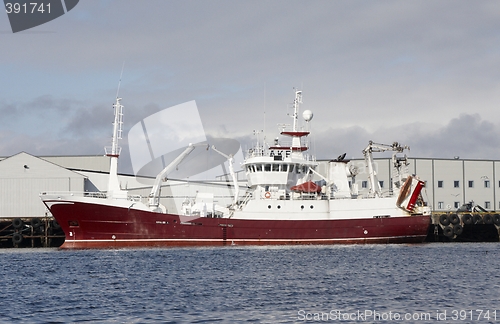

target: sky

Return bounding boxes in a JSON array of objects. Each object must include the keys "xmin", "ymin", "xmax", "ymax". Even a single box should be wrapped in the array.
[{"xmin": 1, "ymin": 0, "xmax": 500, "ymax": 175}]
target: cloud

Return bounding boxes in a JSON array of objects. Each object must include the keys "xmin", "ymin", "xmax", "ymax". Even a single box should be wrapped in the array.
[
  {"xmin": 1, "ymin": 0, "xmax": 500, "ymax": 175},
  {"xmin": 308, "ymin": 113, "xmax": 500, "ymax": 162}
]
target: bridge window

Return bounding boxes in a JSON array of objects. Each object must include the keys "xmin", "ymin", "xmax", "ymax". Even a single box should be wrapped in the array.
[
  {"xmin": 272, "ymin": 164, "xmax": 279, "ymax": 172},
  {"xmin": 282, "ymin": 164, "xmax": 288, "ymax": 172},
  {"xmin": 256, "ymin": 164, "xmax": 262, "ymax": 172},
  {"xmin": 289, "ymin": 165, "xmax": 294, "ymax": 172},
  {"xmin": 264, "ymin": 164, "xmax": 271, "ymax": 172}
]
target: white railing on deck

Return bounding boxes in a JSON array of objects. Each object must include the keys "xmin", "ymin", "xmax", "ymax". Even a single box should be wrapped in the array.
[{"xmin": 40, "ymin": 191, "xmax": 108, "ymax": 199}]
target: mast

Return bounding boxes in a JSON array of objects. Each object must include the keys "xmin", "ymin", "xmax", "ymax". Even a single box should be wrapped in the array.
[
  {"xmin": 292, "ymin": 89, "xmax": 302, "ymax": 132},
  {"xmin": 105, "ymin": 97, "xmax": 127, "ymax": 199},
  {"xmin": 275, "ymin": 89, "xmax": 310, "ymax": 155}
]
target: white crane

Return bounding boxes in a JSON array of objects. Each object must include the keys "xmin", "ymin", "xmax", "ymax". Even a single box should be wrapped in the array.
[
  {"xmin": 362, "ymin": 141, "xmax": 409, "ymax": 197},
  {"xmin": 211, "ymin": 145, "xmax": 239, "ymax": 207},
  {"xmin": 148, "ymin": 143, "xmax": 205, "ymax": 212}
]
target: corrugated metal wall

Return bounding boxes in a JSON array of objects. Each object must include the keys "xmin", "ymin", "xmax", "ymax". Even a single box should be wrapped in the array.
[
  {"xmin": 0, "ymin": 177, "xmax": 84, "ymax": 217},
  {"xmin": 0, "ymin": 153, "xmax": 87, "ymax": 218}
]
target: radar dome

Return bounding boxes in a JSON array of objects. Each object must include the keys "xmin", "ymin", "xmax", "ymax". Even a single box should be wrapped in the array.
[{"xmin": 302, "ymin": 110, "xmax": 313, "ymax": 122}]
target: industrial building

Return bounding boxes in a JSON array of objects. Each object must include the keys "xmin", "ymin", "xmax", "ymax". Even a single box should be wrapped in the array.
[
  {"xmin": 1, "ymin": 152, "xmax": 499, "ymax": 246},
  {"xmin": 344, "ymin": 157, "xmax": 500, "ymax": 213},
  {"xmin": 1, "ymin": 152, "xmax": 499, "ymax": 218}
]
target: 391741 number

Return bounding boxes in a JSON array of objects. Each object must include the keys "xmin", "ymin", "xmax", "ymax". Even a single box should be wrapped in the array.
[
  {"xmin": 451, "ymin": 310, "xmax": 497, "ymax": 321},
  {"xmin": 5, "ymin": 2, "xmax": 51, "ymax": 14}
]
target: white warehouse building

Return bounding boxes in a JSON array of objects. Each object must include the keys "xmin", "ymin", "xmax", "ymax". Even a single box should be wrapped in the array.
[
  {"xmin": 326, "ymin": 157, "xmax": 500, "ymax": 212},
  {"xmin": 1, "ymin": 152, "xmax": 499, "ymax": 218}
]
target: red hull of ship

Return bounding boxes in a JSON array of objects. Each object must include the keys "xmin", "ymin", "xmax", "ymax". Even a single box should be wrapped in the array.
[{"xmin": 45, "ymin": 200, "xmax": 431, "ymax": 249}]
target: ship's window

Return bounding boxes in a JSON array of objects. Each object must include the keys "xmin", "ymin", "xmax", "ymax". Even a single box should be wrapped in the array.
[
  {"xmin": 437, "ymin": 202, "xmax": 444, "ymax": 209},
  {"xmin": 469, "ymin": 180, "xmax": 474, "ymax": 188},
  {"xmin": 251, "ymin": 165, "xmax": 256, "ymax": 172},
  {"xmin": 256, "ymin": 164, "xmax": 262, "ymax": 172},
  {"xmin": 297, "ymin": 166, "xmax": 301, "ymax": 174},
  {"xmin": 379, "ymin": 181, "xmax": 384, "ymax": 188},
  {"xmin": 485, "ymin": 201, "xmax": 491, "ymax": 209},
  {"xmin": 362, "ymin": 181, "xmax": 368, "ymax": 189},
  {"xmin": 301, "ymin": 205, "xmax": 304, "ymax": 209},
  {"xmin": 268, "ymin": 205, "xmax": 271, "ymax": 209},
  {"xmin": 289, "ymin": 165, "xmax": 294, "ymax": 172},
  {"xmin": 454, "ymin": 201, "xmax": 460, "ymax": 209},
  {"xmin": 282, "ymin": 164, "xmax": 288, "ymax": 172},
  {"xmin": 437, "ymin": 180, "xmax": 443, "ymax": 188},
  {"xmin": 310, "ymin": 205, "xmax": 314, "ymax": 209},
  {"xmin": 264, "ymin": 164, "xmax": 271, "ymax": 171},
  {"xmin": 485, "ymin": 180, "xmax": 490, "ymax": 188},
  {"xmin": 277, "ymin": 205, "xmax": 281, "ymax": 209},
  {"xmin": 454, "ymin": 180, "xmax": 459, "ymax": 188},
  {"xmin": 272, "ymin": 164, "xmax": 279, "ymax": 172}
]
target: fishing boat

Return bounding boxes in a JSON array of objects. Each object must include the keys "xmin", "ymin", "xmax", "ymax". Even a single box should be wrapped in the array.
[{"xmin": 40, "ymin": 90, "xmax": 431, "ymax": 248}]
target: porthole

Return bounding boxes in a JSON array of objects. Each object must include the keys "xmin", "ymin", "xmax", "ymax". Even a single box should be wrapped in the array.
[
  {"xmin": 268, "ymin": 205, "xmax": 272, "ymax": 209},
  {"xmin": 277, "ymin": 205, "xmax": 281, "ymax": 209},
  {"xmin": 301, "ymin": 205, "xmax": 304, "ymax": 209},
  {"xmin": 310, "ymin": 205, "xmax": 314, "ymax": 209}
]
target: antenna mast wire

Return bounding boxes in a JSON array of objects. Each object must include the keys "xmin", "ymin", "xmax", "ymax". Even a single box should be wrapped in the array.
[{"xmin": 116, "ymin": 61, "xmax": 125, "ymax": 99}]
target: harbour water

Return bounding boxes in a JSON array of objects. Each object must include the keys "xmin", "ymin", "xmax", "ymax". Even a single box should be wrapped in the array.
[{"xmin": 1, "ymin": 243, "xmax": 499, "ymax": 323}]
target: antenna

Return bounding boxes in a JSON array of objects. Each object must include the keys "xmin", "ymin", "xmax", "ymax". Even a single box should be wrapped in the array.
[
  {"xmin": 263, "ymin": 83, "xmax": 266, "ymax": 144},
  {"xmin": 116, "ymin": 61, "xmax": 125, "ymax": 99}
]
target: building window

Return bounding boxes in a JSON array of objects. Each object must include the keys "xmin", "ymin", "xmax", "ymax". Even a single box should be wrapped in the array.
[
  {"xmin": 485, "ymin": 180, "xmax": 490, "ymax": 188},
  {"xmin": 485, "ymin": 201, "xmax": 491, "ymax": 209},
  {"xmin": 362, "ymin": 181, "xmax": 368, "ymax": 189},
  {"xmin": 454, "ymin": 201, "xmax": 460, "ymax": 209},
  {"xmin": 454, "ymin": 181, "xmax": 459, "ymax": 188},
  {"xmin": 468, "ymin": 180, "xmax": 474, "ymax": 188},
  {"xmin": 379, "ymin": 181, "xmax": 384, "ymax": 188},
  {"xmin": 437, "ymin": 201, "xmax": 444, "ymax": 209},
  {"xmin": 437, "ymin": 181, "xmax": 443, "ymax": 188}
]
